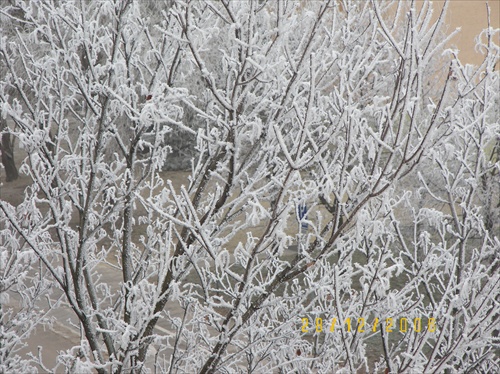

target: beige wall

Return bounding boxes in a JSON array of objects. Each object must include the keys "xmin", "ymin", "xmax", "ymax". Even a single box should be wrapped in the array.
[{"xmin": 428, "ymin": 0, "xmax": 500, "ymax": 66}]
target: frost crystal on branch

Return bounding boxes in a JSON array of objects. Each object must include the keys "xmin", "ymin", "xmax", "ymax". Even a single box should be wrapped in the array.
[{"xmin": 0, "ymin": 1, "xmax": 498, "ymax": 373}]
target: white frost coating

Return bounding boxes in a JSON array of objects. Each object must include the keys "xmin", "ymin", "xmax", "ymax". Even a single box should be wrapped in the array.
[
  {"xmin": 245, "ymin": 57, "xmax": 264, "ymax": 72},
  {"xmin": 366, "ymin": 126, "xmax": 395, "ymax": 153},
  {"xmin": 273, "ymin": 124, "xmax": 299, "ymax": 169},
  {"xmin": 1, "ymin": 1, "xmax": 498, "ymax": 373}
]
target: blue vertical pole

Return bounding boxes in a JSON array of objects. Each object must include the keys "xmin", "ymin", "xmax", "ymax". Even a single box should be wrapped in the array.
[{"xmin": 298, "ymin": 202, "xmax": 308, "ymax": 231}]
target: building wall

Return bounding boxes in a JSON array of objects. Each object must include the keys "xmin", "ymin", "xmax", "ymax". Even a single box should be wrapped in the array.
[{"xmin": 428, "ymin": 0, "xmax": 500, "ymax": 66}]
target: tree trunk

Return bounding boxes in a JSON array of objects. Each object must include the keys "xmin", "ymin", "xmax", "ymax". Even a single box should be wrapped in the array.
[{"xmin": 1, "ymin": 120, "xmax": 18, "ymax": 182}]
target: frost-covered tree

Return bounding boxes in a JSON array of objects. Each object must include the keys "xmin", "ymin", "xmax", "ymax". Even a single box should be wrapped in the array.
[{"xmin": 0, "ymin": 0, "xmax": 498, "ymax": 373}]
